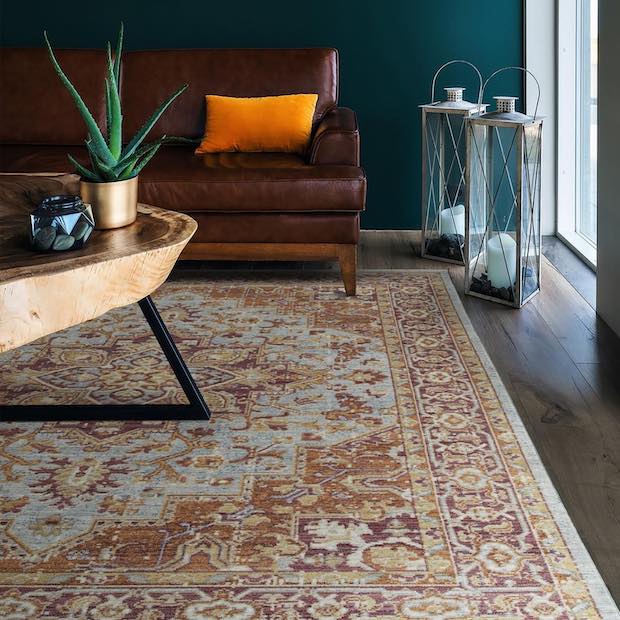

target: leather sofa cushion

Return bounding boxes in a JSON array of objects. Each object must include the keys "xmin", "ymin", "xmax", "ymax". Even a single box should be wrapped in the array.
[
  {"xmin": 138, "ymin": 148, "xmax": 366, "ymax": 213},
  {"xmin": 0, "ymin": 48, "xmax": 107, "ymax": 146},
  {"xmin": 121, "ymin": 49, "xmax": 338, "ymax": 140},
  {"xmin": 191, "ymin": 212, "xmax": 359, "ymax": 243},
  {"xmin": 0, "ymin": 146, "xmax": 366, "ymax": 214}
]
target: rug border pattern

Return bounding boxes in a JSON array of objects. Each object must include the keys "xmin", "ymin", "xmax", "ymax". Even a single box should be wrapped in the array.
[{"xmin": 429, "ymin": 269, "xmax": 619, "ymax": 618}]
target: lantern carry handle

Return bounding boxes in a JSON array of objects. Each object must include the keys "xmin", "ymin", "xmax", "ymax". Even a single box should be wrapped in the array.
[
  {"xmin": 479, "ymin": 66, "xmax": 541, "ymax": 120},
  {"xmin": 430, "ymin": 60, "xmax": 484, "ymax": 104}
]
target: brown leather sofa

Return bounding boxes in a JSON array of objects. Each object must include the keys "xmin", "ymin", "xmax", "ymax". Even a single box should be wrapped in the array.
[{"xmin": 0, "ymin": 48, "xmax": 366, "ymax": 294}]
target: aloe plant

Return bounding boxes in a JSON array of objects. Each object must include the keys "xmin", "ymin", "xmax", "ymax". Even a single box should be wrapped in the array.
[{"xmin": 44, "ymin": 24, "xmax": 188, "ymax": 182}]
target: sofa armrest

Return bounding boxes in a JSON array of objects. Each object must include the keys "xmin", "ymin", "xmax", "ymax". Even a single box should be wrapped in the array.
[{"xmin": 309, "ymin": 107, "xmax": 360, "ymax": 166}]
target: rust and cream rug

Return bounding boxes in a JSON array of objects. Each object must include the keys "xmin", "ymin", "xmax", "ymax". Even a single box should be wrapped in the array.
[{"xmin": 0, "ymin": 272, "xmax": 617, "ymax": 619}]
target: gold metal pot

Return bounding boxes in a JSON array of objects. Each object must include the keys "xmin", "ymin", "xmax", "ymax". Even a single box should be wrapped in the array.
[{"xmin": 80, "ymin": 176, "xmax": 138, "ymax": 230}]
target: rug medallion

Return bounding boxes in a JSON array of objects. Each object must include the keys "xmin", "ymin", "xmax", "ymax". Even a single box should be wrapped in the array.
[{"xmin": 0, "ymin": 273, "xmax": 617, "ymax": 618}]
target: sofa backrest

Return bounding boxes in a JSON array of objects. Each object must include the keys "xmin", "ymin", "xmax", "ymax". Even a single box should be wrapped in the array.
[
  {"xmin": 0, "ymin": 48, "xmax": 108, "ymax": 145},
  {"xmin": 121, "ymin": 48, "xmax": 339, "ymax": 140},
  {"xmin": 0, "ymin": 47, "xmax": 339, "ymax": 146}
]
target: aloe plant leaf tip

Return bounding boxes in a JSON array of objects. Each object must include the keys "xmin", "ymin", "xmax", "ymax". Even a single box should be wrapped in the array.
[{"xmin": 44, "ymin": 24, "xmax": 187, "ymax": 182}]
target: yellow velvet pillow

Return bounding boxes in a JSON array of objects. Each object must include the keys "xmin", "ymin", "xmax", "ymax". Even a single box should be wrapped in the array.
[{"xmin": 195, "ymin": 94, "xmax": 318, "ymax": 155}]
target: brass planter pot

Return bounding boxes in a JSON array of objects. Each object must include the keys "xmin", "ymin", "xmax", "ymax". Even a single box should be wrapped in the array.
[{"xmin": 80, "ymin": 176, "xmax": 138, "ymax": 230}]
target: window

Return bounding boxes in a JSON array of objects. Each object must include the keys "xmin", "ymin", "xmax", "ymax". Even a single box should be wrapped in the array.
[
  {"xmin": 558, "ymin": 0, "xmax": 598, "ymax": 267},
  {"xmin": 577, "ymin": 0, "xmax": 597, "ymax": 245}
]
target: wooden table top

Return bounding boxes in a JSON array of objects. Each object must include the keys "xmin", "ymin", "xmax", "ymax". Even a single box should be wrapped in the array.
[{"xmin": 0, "ymin": 174, "xmax": 197, "ymax": 352}]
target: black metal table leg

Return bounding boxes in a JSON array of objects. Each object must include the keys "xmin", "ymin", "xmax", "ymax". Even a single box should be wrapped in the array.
[
  {"xmin": 0, "ymin": 295, "xmax": 211, "ymax": 421},
  {"xmin": 137, "ymin": 295, "xmax": 211, "ymax": 418}
]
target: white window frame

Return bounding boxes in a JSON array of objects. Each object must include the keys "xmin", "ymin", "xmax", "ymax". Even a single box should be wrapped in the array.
[
  {"xmin": 557, "ymin": 0, "xmax": 597, "ymax": 268},
  {"xmin": 524, "ymin": 0, "xmax": 557, "ymax": 238}
]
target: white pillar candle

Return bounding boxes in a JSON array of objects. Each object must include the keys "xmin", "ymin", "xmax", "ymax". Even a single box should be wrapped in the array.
[
  {"xmin": 487, "ymin": 233, "xmax": 517, "ymax": 289},
  {"xmin": 439, "ymin": 204, "xmax": 465, "ymax": 236}
]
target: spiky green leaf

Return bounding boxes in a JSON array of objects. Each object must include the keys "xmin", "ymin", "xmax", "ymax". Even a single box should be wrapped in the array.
[
  {"xmin": 121, "ymin": 84, "xmax": 188, "ymax": 160},
  {"xmin": 44, "ymin": 31, "xmax": 115, "ymax": 166},
  {"xmin": 119, "ymin": 142, "xmax": 162, "ymax": 180},
  {"xmin": 116, "ymin": 160, "xmax": 137, "ymax": 180},
  {"xmin": 104, "ymin": 81, "xmax": 113, "ymax": 139},
  {"xmin": 171, "ymin": 136, "xmax": 201, "ymax": 145},
  {"xmin": 105, "ymin": 45, "xmax": 122, "ymax": 159},
  {"xmin": 87, "ymin": 141, "xmax": 98, "ymax": 171},
  {"xmin": 67, "ymin": 154, "xmax": 101, "ymax": 181},
  {"xmin": 132, "ymin": 143, "xmax": 163, "ymax": 175},
  {"xmin": 92, "ymin": 153, "xmax": 118, "ymax": 180},
  {"xmin": 113, "ymin": 22, "xmax": 123, "ymax": 88},
  {"xmin": 84, "ymin": 140, "xmax": 118, "ymax": 180},
  {"xmin": 112, "ymin": 135, "xmax": 168, "ymax": 174},
  {"xmin": 112, "ymin": 135, "xmax": 199, "ymax": 176}
]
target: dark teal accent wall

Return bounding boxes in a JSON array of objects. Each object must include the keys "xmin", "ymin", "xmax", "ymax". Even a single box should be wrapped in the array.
[{"xmin": 0, "ymin": 0, "xmax": 523, "ymax": 229}]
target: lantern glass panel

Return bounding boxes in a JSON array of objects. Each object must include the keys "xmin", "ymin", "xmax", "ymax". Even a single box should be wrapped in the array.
[
  {"xmin": 467, "ymin": 122, "xmax": 487, "ymax": 272},
  {"xmin": 467, "ymin": 123, "xmax": 521, "ymax": 304},
  {"xmin": 520, "ymin": 123, "xmax": 543, "ymax": 304},
  {"xmin": 422, "ymin": 110, "xmax": 468, "ymax": 263}
]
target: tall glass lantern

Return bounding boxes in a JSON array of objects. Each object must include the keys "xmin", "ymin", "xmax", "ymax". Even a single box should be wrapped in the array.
[
  {"xmin": 421, "ymin": 61, "xmax": 487, "ymax": 264},
  {"xmin": 465, "ymin": 67, "xmax": 543, "ymax": 307}
]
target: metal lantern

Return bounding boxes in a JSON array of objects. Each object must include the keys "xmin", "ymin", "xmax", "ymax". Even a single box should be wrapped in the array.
[
  {"xmin": 465, "ymin": 67, "xmax": 543, "ymax": 307},
  {"xmin": 421, "ymin": 61, "xmax": 487, "ymax": 264}
]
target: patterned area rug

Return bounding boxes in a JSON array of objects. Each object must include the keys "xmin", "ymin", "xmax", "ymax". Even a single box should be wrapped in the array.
[{"xmin": 0, "ymin": 272, "xmax": 617, "ymax": 619}]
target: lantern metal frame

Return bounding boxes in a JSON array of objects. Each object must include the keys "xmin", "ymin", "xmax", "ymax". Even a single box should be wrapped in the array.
[
  {"xmin": 421, "ymin": 60, "xmax": 487, "ymax": 265},
  {"xmin": 464, "ymin": 67, "xmax": 543, "ymax": 308}
]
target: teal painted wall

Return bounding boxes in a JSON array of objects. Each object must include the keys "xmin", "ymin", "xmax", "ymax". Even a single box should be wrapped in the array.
[{"xmin": 0, "ymin": 0, "xmax": 523, "ymax": 229}]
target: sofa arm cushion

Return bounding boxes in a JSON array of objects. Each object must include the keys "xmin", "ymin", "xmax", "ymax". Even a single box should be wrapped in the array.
[{"xmin": 309, "ymin": 107, "xmax": 360, "ymax": 166}]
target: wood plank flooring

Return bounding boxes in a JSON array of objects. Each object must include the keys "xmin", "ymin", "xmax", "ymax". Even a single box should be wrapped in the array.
[
  {"xmin": 174, "ymin": 230, "xmax": 620, "ymax": 604},
  {"xmin": 542, "ymin": 235, "xmax": 596, "ymax": 307}
]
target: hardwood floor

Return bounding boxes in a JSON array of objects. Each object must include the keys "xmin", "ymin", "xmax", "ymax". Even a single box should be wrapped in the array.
[
  {"xmin": 543, "ymin": 235, "xmax": 597, "ymax": 307},
  {"xmin": 174, "ymin": 230, "xmax": 620, "ymax": 603}
]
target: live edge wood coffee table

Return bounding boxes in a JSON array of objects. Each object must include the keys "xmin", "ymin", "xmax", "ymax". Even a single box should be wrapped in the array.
[{"xmin": 0, "ymin": 174, "xmax": 210, "ymax": 421}]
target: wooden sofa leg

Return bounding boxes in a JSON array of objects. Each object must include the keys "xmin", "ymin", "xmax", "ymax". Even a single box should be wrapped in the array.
[{"xmin": 338, "ymin": 244, "xmax": 357, "ymax": 296}]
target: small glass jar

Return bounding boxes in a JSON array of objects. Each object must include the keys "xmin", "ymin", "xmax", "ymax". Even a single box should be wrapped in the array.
[{"xmin": 30, "ymin": 195, "xmax": 95, "ymax": 252}]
